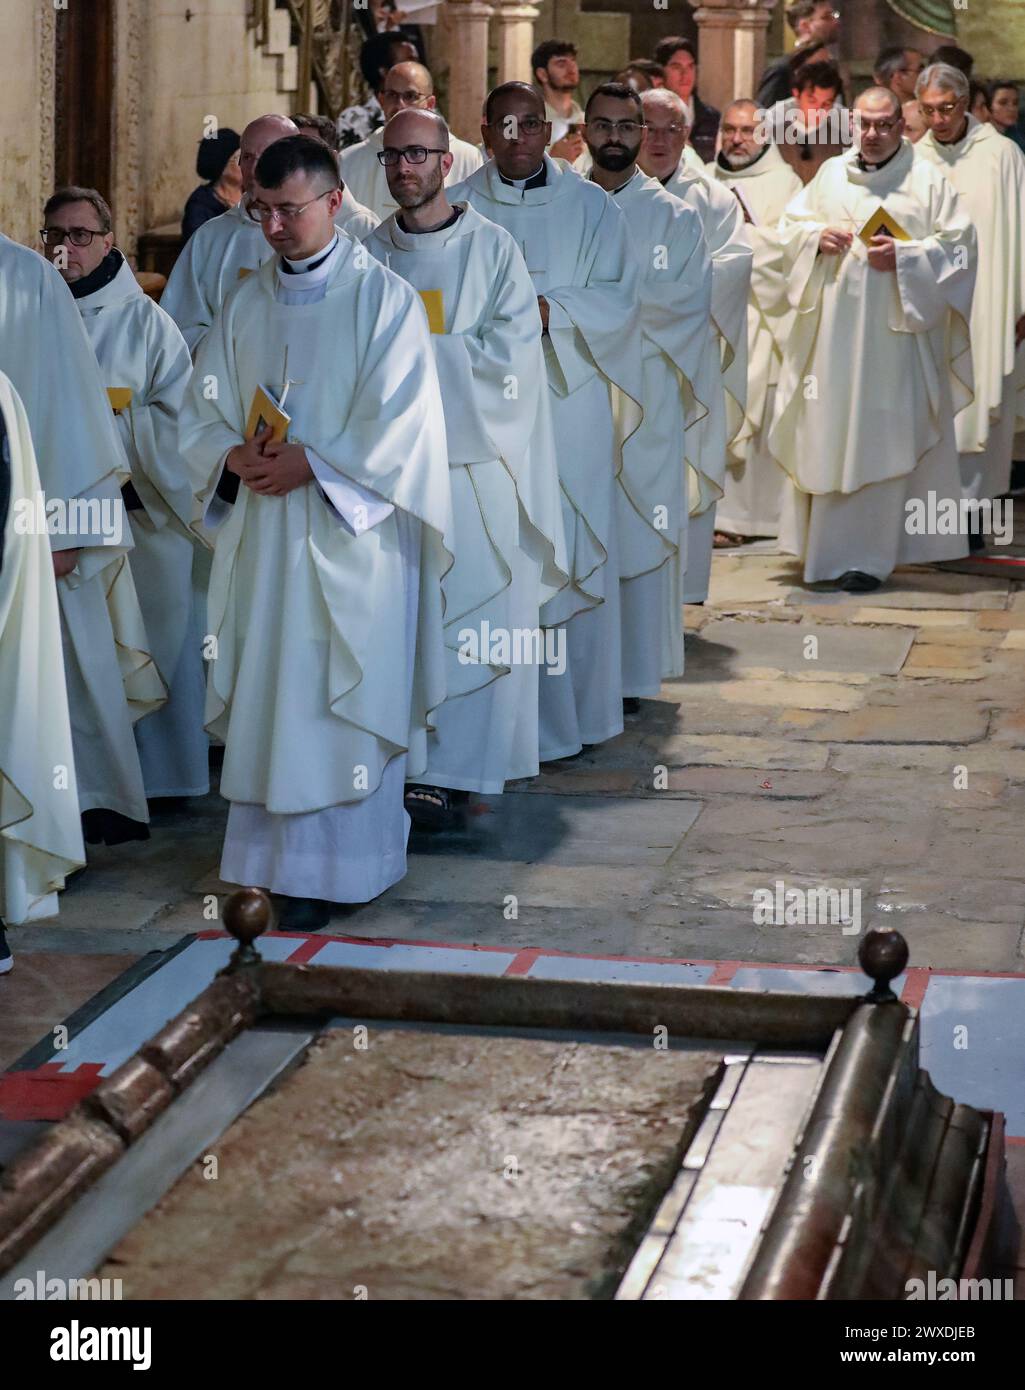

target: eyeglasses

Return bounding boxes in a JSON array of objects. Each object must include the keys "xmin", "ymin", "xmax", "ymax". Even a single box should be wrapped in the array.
[
  {"xmin": 381, "ymin": 88, "xmax": 429, "ymax": 104},
  {"xmin": 248, "ymin": 188, "xmax": 335, "ymax": 221},
  {"xmin": 488, "ymin": 116, "xmax": 547, "ymax": 136},
  {"xmin": 40, "ymin": 226, "xmax": 104, "ymax": 246},
  {"xmin": 377, "ymin": 145, "xmax": 447, "ymax": 166},
  {"xmin": 918, "ymin": 99, "xmax": 964, "ymax": 117},
  {"xmin": 856, "ymin": 119, "xmax": 899, "ymax": 134},
  {"xmin": 645, "ymin": 123, "xmax": 687, "ymax": 137},
  {"xmin": 586, "ymin": 118, "xmax": 645, "ymax": 137}
]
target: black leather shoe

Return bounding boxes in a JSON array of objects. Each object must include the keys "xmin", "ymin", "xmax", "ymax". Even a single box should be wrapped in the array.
[
  {"xmin": 277, "ymin": 897, "xmax": 332, "ymax": 932},
  {"xmin": 622, "ymin": 697, "xmax": 641, "ymax": 715},
  {"xmin": 835, "ymin": 571, "xmax": 882, "ymax": 593}
]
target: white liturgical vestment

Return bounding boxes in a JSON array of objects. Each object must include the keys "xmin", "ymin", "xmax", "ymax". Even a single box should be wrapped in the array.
[
  {"xmin": 366, "ymin": 203, "xmax": 569, "ymax": 792},
  {"xmin": 771, "ymin": 140, "xmax": 977, "ymax": 582},
  {"xmin": 75, "ymin": 254, "xmax": 209, "ymax": 799},
  {"xmin": 451, "ymin": 155, "xmax": 643, "ymax": 759},
  {"xmin": 179, "ymin": 233, "xmax": 453, "ymax": 902},
  {"xmin": 0, "ymin": 373, "xmax": 85, "ymax": 924}
]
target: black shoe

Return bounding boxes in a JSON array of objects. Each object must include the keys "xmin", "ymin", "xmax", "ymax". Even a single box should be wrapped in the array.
[
  {"xmin": 277, "ymin": 897, "xmax": 331, "ymax": 932},
  {"xmin": 835, "ymin": 570, "xmax": 882, "ymax": 593},
  {"xmin": 622, "ymin": 697, "xmax": 641, "ymax": 715},
  {"xmin": 0, "ymin": 926, "xmax": 12, "ymax": 976},
  {"xmin": 968, "ymin": 530, "xmax": 986, "ymax": 553},
  {"xmin": 81, "ymin": 809, "xmax": 150, "ymax": 846}
]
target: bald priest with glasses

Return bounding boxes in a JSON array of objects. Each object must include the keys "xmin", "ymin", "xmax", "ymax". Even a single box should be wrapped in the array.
[{"xmin": 179, "ymin": 136, "xmax": 453, "ymax": 931}]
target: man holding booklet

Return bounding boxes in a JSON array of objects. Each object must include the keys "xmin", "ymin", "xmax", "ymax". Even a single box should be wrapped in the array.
[{"xmin": 179, "ymin": 135, "xmax": 452, "ymax": 930}]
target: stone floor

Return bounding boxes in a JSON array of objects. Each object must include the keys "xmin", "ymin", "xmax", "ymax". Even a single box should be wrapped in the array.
[{"xmin": 4, "ymin": 542, "xmax": 1025, "ymax": 1065}]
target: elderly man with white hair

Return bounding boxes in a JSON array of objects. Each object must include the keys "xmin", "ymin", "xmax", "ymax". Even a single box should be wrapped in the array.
[
  {"xmin": 637, "ymin": 86, "xmax": 752, "ymax": 601},
  {"xmin": 915, "ymin": 62, "xmax": 1025, "ymax": 532},
  {"xmin": 708, "ymin": 98, "xmax": 803, "ymax": 540},
  {"xmin": 770, "ymin": 86, "xmax": 976, "ymax": 589}
]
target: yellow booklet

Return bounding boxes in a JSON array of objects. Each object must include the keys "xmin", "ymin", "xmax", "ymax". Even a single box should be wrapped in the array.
[
  {"xmin": 107, "ymin": 387, "xmax": 132, "ymax": 414},
  {"xmin": 245, "ymin": 384, "xmax": 290, "ymax": 443},
  {"xmin": 418, "ymin": 288, "xmax": 445, "ymax": 334},
  {"xmin": 237, "ymin": 266, "xmax": 254, "ymax": 281},
  {"xmin": 858, "ymin": 206, "xmax": 911, "ymax": 246}
]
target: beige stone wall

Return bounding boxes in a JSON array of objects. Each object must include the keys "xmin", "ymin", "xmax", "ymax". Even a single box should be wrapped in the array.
[
  {"xmin": 959, "ymin": 2, "xmax": 1025, "ymax": 79},
  {"xmin": 0, "ymin": 0, "xmax": 53, "ymax": 248}
]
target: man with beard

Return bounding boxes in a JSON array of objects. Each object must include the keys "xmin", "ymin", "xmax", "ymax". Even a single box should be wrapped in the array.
[
  {"xmin": 338, "ymin": 61, "xmax": 483, "ymax": 220},
  {"xmin": 450, "ymin": 82, "xmax": 643, "ymax": 760},
  {"xmin": 915, "ymin": 64, "xmax": 1025, "ymax": 534},
  {"xmin": 638, "ymin": 87, "xmax": 752, "ymax": 600},
  {"xmin": 770, "ymin": 88, "xmax": 975, "ymax": 589},
  {"xmin": 708, "ymin": 101, "xmax": 802, "ymax": 541},
  {"xmin": 583, "ymin": 83, "xmax": 712, "ymax": 699},
  {"xmin": 179, "ymin": 136, "xmax": 451, "ymax": 928},
  {"xmin": 365, "ymin": 108, "xmax": 568, "ymax": 824}
]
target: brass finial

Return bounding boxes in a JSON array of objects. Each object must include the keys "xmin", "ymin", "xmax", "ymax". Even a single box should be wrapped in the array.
[
  {"xmin": 222, "ymin": 887, "xmax": 272, "ymax": 970},
  {"xmin": 858, "ymin": 927, "xmax": 909, "ymax": 1004}
]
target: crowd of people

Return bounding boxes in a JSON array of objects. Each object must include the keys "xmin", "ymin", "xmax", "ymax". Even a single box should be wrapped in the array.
[{"xmin": 0, "ymin": 4, "xmax": 1022, "ymax": 970}]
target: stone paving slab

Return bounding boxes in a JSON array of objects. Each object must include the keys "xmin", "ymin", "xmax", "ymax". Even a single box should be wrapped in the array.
[{"xmin": 698, "ymin": 618, "xmax": 915, "ymax": 676}]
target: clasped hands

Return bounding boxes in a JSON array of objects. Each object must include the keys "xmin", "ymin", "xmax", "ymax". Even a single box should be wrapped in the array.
[
  {"xmin": 819, "ymin": 227, "xmax": 897, "ymax": 271},
  {"xmin": 226, "ymin": 425, "xmax": 313, "ymax": 497}
]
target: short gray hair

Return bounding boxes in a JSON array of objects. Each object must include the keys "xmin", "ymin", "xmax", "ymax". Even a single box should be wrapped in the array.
[
  {"xmin": 43, "ymin": 186, "xmax": 112, "ymax": 233},
  {"xmin": 916, "ymin": 63, "xmax": 970, "ymax": 102}
]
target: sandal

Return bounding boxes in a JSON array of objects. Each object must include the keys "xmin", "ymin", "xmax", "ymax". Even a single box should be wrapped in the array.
[
  {"xmin": 714, "ymin": 530, "xmax": 745, "ymax": 549},
  {"xmin": 405, "ymin": 784, "xmax": 457, "ymax": 831}
]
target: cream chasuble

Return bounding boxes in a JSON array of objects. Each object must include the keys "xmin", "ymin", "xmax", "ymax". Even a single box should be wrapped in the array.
[
  {"xmin": 0, "ymin": 236, "xmax": 163, "ymax": 827},
  {"xmin": 0, "ymin": 373, "xmax": 85, "ymax": 925},
  {"xmin": 75, "ymin": 254, "xmax": 210, "ymax": 799},
  {"xmin": 450, "ymin": 155, "xmax": 643, "ymax": 759},
  {"xmin": 610, "ymin": 170, "xmax": 712, "ymax": 692},
  {"xmin": 179, "ymin": 234, "xmax": 452, "ymax": 902},
  {"xmin": 662, "ymin": 160, "xmax": 753, "ymax": 601},
  {"xmin": 366, "ymin": 203, "xmax": 569, "ymax": 793},
  {"xmin": 917, "ymin": 118, "xmax": 1025, "ymax": 502},
  {"xmin": 339, "ymin": 127, "xmax": 484, "ymax": 222},
  {"xmin": 771, "ymin": 140, "xmax": 977, "ymax": 582},
  {"xmin": 708, "ymin": 144, "xmax": 803, "ymax": 537},
  {"xmin": 160, "ymin": 192, "xmax": 379, "ymax": 355}
]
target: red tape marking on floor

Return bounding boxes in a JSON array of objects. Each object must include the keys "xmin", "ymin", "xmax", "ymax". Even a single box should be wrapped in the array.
[{"xmin": 0, "ymin": 1062, "xmax": 105, "ymax": 1122}]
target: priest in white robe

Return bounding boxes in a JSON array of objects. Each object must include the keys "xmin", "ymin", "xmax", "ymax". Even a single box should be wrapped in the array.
[
  {"xmin": 583, "ymin": 83, "xmax": 712, "ymax": 696},
  {"xmin": 44, "ymin": 186, "xmax": 210, "ymax": 802},
  {"xmin": 638, "ymin": 88, "xmax": 752, "ymax": 602},
  {"xmin": 339, "ymin": 62, "xmax": 483, "ymax": 222},
  {"xmin": 162, "ymin": 114, "xmax": 379, "ymax": 354},
  {"xmin": 0, "ymin": 372, "xmax": 86, "ymax": 971},
  {"xmin": 365, "ymin": 109, "xmax": 568, "ymax": 824},
  {"xmin": 915, "ymin": 65, "xmax": 1025, "ymax": 521},
  {"xmin": 179, "ymin": 136, "xmax": 452, "ymax": 932},
  {"xmin": 0, "ymin": 233, "xmax": 164, "ymax": 846},
  {"xmin": 451, "ymin": 82, "xmax": 643, "ymax": 759},
  {"xmin": 708, "ymin": 101, "xmax": 803, "ymax": 539},
  {"xmin": 770, "ymin": 88, "xmax": 976, "ymax": 589}
]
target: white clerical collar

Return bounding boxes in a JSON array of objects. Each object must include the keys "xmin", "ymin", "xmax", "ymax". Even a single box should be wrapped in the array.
[
  {"xmin": 277, "ymin": 233, "xmax": 339, "ymax": 284},
  {"xmin": 504, "ymin": 164, "xmax": 546, "ymax": 189}
]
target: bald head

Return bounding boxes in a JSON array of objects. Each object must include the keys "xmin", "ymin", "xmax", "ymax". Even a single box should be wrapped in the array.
[
  {"xmin": 383, "ymin": 107, "xmax": 450, "ymax": 151},
  {"xmin": 240, "ymin": 115, "xmax": 299, "ymax": 193},
  {"xmin": 485, "ymin": 81, "xmax": 545, "ymax": 125},
  {"xmin": 639, "ymin": 88, "xmax": 689, "ymax": 180},
  {"xmin": 854, "ymin": 86, "xmax": 905, "ymax": 162},
  {"xmin": 380, "ymin": 61, "xmax": 436, "ymax": 122},
  {"xmin": 380, "ymin": 108, "xmax": 453, "ymax": 219}
]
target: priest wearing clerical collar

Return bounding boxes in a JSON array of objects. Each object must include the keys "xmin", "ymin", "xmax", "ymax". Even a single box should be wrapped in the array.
[
  {"xmin": 915, "ymin": 63, "xmax": 1025, "ymax": 534},
  {"xmin": 769, "ymin": 87, "xmax": 977, "ymax": 591},
  {"xmin": 179, "ymin": 134, "xmax": 452, "ymax": 931}
]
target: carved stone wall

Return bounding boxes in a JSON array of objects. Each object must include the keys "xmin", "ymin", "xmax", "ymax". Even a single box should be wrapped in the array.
[{"xmin": 112, "ymin": 0, "xmax": 144, "ymax": 262}]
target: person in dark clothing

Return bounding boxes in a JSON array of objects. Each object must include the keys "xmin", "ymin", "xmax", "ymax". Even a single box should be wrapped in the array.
[
  {"xmin": 181, "ymin": 127, "xmax": 242, "ymax": 244},
  {"xmin": 652, "ymin": 36, "xmax": 720, "ymax": 164},
  {"xmin": 757, "ymin": 1, "xmax": 841, "ymax": 109}
]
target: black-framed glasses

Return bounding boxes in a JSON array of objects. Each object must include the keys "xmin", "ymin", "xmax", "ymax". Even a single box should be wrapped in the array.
[
  {"xmin": 40, "ymin": 226, "xmax": 103, "ymax": 247},
  {"xmin": 248, "ymin": 188, "xmax": 335, "ymax": 222},
  {"xmin": 586, "ymin": 118, "xmax": 645, "ymax": 137},
  {"xmin": 377, "ymin": 145, "xmax": 447, "ymax": 167}
]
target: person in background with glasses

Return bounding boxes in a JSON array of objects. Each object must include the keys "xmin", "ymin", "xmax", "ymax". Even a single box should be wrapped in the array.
[
  {"xmin": 584, "ymin": 82, "xmax": 713, "ymax": 709},
  {"xmin": 43, "ymin": 185, "xmax": 208, "ymax": 823},
  {"xmin": 637, "ymin": 86, "xmax": 753, "ymax": 598},
  {"xmin": 339, "ymin": 60, "xmax": 483, "ymax": 221},
  {"xmin": 179, "ymin": 135, "xmax": 452, "ymax": 932},
  {"xmin": 769, "ymin": 87, "xmax": 976, "ymax": 591},
  {"xmin": 162, "ymin": 114, "xmax": 299, "ymax": 355},
  {"xmin": 916, "ymin": 63, "xmax": 1025, "ymax": 543},
  {"xmin": 452, "ymin": 81, "xmax": 644, "ymax": 762},
  {"xmin": 757, "ymin": 1, "xmax": 841, "ymax": 111},
  {"xmin": 366, "ymin": 107, "xmax": 568, "ymax": 829}
]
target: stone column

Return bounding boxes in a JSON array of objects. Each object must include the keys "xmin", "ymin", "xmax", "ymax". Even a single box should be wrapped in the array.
[
  {"xmin": 445, "ymin": 0, "xmax": 494, "ymax": 144},
  {"xmin": 494, "ymin": 0, "xmax": 539, "ymax": 86},
  {"xmin": 688, "ymin": 0, "xmax": 777, "ymax": 113}
]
